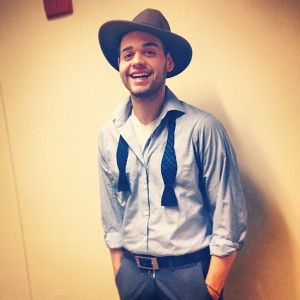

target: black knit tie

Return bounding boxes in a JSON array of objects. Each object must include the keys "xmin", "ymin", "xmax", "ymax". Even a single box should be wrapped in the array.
[
  {"xmin": 116, "ymin": 135, "xmax": 130, "ymax": 192},
  {"xmin": 160, "ymin": 111, "xmax": 183, "ymax": 207}
]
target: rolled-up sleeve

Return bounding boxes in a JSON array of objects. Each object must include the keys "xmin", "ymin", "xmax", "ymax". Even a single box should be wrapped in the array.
[
  {"xmin": 98, "ymin": 132, "xmax": 124, "ymax": 249},
  {"xmin": 198, "ymin": 116, "xmax": 247, "ymax": 257}
]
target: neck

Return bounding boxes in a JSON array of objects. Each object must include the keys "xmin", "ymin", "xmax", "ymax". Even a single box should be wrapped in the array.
[{"xmin": 131, "ymin": 86, "xmax": 166, "ymax": 125}]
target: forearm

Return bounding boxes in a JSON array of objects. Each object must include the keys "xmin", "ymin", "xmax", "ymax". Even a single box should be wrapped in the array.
[
  {"xmin": 110, "ymin": 248, "xmax": 123, "ymax": 277},
  {"xmin": 205, "ymin": 251, "xmax": 237, "ymax": 298}
]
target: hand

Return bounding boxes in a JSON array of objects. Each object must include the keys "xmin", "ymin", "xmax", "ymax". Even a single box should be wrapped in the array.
[{"xmin": 206, "ymin": 284, "xmax": 221, "ymax": 300}]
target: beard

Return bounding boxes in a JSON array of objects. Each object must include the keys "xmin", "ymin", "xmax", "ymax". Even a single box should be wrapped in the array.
[
  {"xmin": 130, "ymin": 79, "xmax": 165, "ymax": 98},
  {"xmin": 122, "ymin": 63, "xmax": 168, "ymax": 100}
]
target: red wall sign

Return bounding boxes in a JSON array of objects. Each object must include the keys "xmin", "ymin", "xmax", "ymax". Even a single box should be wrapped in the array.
[{"xmin": 44, "ymin": 0, "xmax": 73, "ymax": 19}]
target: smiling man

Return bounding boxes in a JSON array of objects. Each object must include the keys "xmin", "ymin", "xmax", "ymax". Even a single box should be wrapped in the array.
[
  {"xmin": 119, "ymin": 32, "xmax": 173, "ymax": 99},
  {"xmin": 98, "ymin": 9, "xmax": 247, "ymax": 300}
]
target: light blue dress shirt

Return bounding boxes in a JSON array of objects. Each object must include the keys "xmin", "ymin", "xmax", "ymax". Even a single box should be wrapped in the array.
[{"xmin": 98, "ymin": 88, "xmax": 247, "ymax": 257}]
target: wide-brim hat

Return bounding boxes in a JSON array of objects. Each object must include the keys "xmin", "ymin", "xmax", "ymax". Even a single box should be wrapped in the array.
[{"xmin": 98, "ymin": 8, "xmax": 192, "ymax": 78}]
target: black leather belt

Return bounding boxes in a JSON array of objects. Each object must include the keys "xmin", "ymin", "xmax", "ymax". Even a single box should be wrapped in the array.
[{"xmin": 122, "ymin": 247, "xmax": 210, "ymax": 270}]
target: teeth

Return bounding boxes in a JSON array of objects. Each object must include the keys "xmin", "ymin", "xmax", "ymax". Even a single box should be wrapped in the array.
[{"xmin": 131, "ymin": 73, "xmax": 149, "ymax": 78}]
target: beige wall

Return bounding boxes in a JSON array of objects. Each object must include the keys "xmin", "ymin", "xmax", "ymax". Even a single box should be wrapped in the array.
[{"xmin": 0, "ymin": 1, "xmax": 299, "ymax": 299}]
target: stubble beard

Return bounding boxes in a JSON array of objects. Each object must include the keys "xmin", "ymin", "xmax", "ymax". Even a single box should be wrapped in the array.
[{"xmin": 125, "ymin": 64, "xmax": 168, "ymax": 101}]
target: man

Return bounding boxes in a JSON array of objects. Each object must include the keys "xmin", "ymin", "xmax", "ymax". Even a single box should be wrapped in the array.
[{"xmin": 98, "ymin": 8, "xmax": 247, "ymax": 300}]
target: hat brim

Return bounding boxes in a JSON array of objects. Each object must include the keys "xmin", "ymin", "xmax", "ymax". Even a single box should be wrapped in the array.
[{"xmin": 98, "ymin": 20, "xmax": 192, "ymax": 78}]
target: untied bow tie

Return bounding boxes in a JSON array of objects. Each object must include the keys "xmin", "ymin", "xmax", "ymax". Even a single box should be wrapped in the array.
[{"xmin": 116, "ymin": 110, "xmax": 184, "ymax": 207}]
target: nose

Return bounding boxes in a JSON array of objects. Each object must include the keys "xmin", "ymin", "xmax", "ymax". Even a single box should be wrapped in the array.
[{"xmin": 132, "ymin": 51, "xmax": 145, "ymax": 68}]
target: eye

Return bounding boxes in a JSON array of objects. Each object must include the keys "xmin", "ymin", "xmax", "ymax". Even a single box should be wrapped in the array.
[
  {"xmin": 144, "ymin": 49, "xmax": 156, "ymax": 57},
  {"xmin": 122, "ymin": 52, "xmax": 133, "ymax": 61}
]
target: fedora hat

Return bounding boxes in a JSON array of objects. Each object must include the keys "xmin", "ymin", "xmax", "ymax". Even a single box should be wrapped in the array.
[{"xmin": 98, "ymin": 8, "xmax": 192, "ymax": 78}]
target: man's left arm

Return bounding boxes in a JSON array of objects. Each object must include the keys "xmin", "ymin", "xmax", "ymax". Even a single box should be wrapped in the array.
[
  {"xmin": 205, "ymin": 252, "xmax": 237, "ymax": 299},
  {"xmin": 197, "ymin": 116, "xmax": 247, "ymax": 299}
]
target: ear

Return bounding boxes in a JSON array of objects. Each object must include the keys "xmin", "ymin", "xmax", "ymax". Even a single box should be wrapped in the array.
[{"xmin": 166, "ymin": 53, "xmax": 175, "ymax": 73}]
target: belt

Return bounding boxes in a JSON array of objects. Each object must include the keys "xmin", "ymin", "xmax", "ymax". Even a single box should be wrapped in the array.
[{"xmin": 122, "ymin": 247, "xmax": 210, "ymax": 271}]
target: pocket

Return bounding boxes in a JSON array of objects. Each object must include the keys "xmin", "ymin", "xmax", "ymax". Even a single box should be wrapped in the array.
[
  {"xmin": 198, "ymin": 262, "xmax": 214, "ymax": 300},
  {"xmin": 172, "ymin": 261, "xmax": 213, "ymax": 300},
  {"xmin": 203, "ymin": 283, "xmax": 213, "ymax": 300}
]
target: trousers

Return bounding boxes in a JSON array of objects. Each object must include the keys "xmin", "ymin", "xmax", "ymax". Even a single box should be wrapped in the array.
[{"xmin": 115, "ymin": 253, "xmax": 222, "ymax": 300}]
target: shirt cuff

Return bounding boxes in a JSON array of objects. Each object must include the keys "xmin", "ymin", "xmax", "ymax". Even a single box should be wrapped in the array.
[
  {"xmin": 209, "ymin": 236, "xmax": 243, "ymax": 257},
  {"xmin": 104, "ymin": 231, "xmax": 123, "ymax": 249}
]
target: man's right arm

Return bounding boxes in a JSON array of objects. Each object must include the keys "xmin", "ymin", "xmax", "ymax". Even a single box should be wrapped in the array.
[
  {"xmin": 110, "ymin": 248, "xmax": 124, "ymax": 277},
  {"xmin": 99, "ymin": 133, "xmax": 124, "ymax": 274}
]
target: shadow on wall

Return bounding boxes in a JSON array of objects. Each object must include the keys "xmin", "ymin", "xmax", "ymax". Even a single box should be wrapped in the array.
[
  {"xmin": 226, "ymin": 173, "xmax": 296, "ymax": 300},
  {"xmin": 250, "ymin": 0, "xmax": 300, "ymax": 21},
  {"xmin": 192, "ymin": 94, "xmax": 296, "ymax": 300}
]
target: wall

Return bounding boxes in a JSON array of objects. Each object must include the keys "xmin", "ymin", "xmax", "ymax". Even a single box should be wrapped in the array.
[{"xmin": 0, "ymin": 1, "xmax": 299, "ymax": 299}]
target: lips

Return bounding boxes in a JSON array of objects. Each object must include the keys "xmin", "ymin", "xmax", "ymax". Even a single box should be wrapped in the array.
[{"xmin": 129, "ymin": 72, "xmax": 151, "ymax": 79}]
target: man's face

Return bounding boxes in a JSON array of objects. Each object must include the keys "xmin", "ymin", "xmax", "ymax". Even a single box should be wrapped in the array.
[{"xmin": 118, "ymin": 31, "xmax": 174, "ymax": 99}]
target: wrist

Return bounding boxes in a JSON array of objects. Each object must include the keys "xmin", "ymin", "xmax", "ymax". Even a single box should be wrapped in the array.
[{"xmin": 206, "ymin": 283, "xmax": 221, "ymax": 299}]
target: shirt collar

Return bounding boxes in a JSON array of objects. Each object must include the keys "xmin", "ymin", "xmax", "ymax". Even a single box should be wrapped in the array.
[{"xmin": 113, "ymin": 87, "xmax": 187, "ymax": 128}]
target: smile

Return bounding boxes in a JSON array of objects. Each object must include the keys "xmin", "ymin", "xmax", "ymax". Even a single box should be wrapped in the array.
[{"xmin": 130, "ymin": 72, "xmax": 151, "ymax": 79}]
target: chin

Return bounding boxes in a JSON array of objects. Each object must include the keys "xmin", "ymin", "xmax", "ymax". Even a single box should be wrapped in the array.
[
  {"xmin": 131, "ymin": 90, "xmax": 157, "ymax": 99},
  {"xmin": 131, "ymin": 88, "xmax": 151, "ymax": 98},
  {"xmin": 130, "ymin": 84, "xmax": 164, "ymax": 99}
]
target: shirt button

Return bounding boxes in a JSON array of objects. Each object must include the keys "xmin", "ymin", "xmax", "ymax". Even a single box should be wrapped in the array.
[{"xmin": 143, "ymin": 210, "xmax": 149, "ymax": 216}]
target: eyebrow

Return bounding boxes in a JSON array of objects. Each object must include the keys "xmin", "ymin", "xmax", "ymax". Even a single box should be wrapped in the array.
[
  {"xmin": 120, "ymin": 46, "xmax": 133, "ymax": 53},
  {"xmin": 120, "ymin": 42, "xmax": 159, "ymax": 53},
  {"xmin": 143, "ymin": 42, "xmax": 159, "ymax": 48}
]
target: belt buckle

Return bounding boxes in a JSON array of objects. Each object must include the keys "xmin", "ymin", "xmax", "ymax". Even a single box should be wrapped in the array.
[{"xmin": 135, "ymin": 255, "xmax": 159, "ymax": 270}]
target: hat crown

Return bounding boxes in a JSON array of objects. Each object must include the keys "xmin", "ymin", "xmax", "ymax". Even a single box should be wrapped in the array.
[{"xmin": 133, "ymin": 9, "xmax": 170, "ymax": 32}]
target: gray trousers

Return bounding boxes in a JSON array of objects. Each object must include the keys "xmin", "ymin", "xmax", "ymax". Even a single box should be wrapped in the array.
[{"xmin": 115, "ymin": 254, "xmax": 221, "ymax": 300}]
